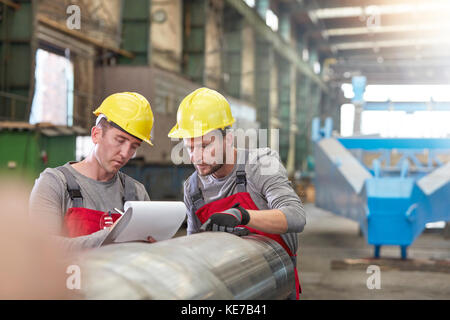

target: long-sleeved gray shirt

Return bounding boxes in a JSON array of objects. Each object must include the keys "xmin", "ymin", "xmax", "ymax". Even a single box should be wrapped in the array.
[
  {"xmin": 183, "ymin": 148, "xmax": 306, "ymax": 255},
  {"xmin": 29, "ymin": 162, "xmax": 150, "ymax": 252}
]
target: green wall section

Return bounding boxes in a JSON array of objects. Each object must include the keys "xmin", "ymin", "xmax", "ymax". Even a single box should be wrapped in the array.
[
  {"xmin": 0, "ymin": 130, "xmax": 76, "ymax": 179},
  {"xmin": 0, "ymin": 0, "xmax": 35, "ymax": 121}
]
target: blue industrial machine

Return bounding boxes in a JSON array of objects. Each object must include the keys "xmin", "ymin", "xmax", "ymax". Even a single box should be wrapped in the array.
[{"xmin": 312, "ymin": 117, "xmax": 450, "ymax": 259}]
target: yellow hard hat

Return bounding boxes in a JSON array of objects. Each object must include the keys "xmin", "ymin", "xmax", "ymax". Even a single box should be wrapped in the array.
[
  {"xmin": 93, "ymin": 92, "xmax": 154, "ymax": 146},
  {"xmin": 168, "ymin": 87, "xmax": 235, "ymax": 139}
]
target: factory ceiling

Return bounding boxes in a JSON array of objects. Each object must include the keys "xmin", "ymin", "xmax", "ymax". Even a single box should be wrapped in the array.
[{"xmin": 283, "ymin": 0, "xmax": 450, "ymax": 85}]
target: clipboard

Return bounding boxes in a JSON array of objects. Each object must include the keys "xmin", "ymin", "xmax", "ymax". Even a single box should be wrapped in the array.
[{"xmin": 101, "ymin": 201, "xmax": 187, "ymax": 245}]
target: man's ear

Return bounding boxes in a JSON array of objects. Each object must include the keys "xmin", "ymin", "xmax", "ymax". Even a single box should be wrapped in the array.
[
  {"xmin": 225, "ymin": 130, "xmax": 234, "ymax": 148},
  {"xmin": 91, "ymin": 126, "xmax": 102, "ymax": 145}
]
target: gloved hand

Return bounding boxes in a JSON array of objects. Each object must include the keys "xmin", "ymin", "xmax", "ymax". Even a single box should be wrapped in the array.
[{"xmin": 200, "ymin": 203, "xmax": 250, "ymax": 234}]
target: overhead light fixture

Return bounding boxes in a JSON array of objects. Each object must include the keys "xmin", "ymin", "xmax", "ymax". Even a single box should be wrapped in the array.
[
  {"xmin": 313, "ymin": 2, "xmax": 450, "ymax": 19},
  {"xmin": 332, "ymin": 37, "xmax": 450, "ymax": 51},
  {"xmin": 266, "ymin": 9, "xmax": 279, "ymax": 32},
  {"xmin": 243, "ymin": 0, "xmax": 255, "ymax": 7},
  {"xmin": 324, "ymin": 23, "xmax": 450, "ymax": 37}
]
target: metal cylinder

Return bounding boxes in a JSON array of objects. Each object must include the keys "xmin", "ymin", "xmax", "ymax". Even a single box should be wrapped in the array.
[{"xmin": 78, "ymin": 232, "xmax": 295, "ymax": 300}]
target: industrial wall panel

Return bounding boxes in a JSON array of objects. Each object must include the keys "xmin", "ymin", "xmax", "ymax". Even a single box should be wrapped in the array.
[
  {"xmin": 0, "ymin": 0, "xmax": 34, "ymax": 122},
  {"xmin": 0, "ymin": 128, "xmax": 76, "ymax": 178},
  {"xmin": 7, "ymin": 44, "xmax": 31, "ymax": 87},
  {"xmin": 119, "ymin": 0, "xmax": 150, "ymax": 65},
  {"xmin": 182, "ymin": 0, "xmax": 206, "ymax": 83}
]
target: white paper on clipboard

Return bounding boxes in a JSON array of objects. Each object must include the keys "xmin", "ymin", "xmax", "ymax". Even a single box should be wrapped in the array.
[{"xmin": 109, "ymin": 201, "xmax": 187, "ymax": 243}]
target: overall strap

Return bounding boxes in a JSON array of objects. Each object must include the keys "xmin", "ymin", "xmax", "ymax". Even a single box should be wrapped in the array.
[
  {"xmin": 235, "ymin": 170, "xmax": 247, "ymax": 193},
  {"xmin": 188, "ymin": 149, "xmax": 251, "ymax": 210},
  {"xmin": 235, "ymin": 148, "xmax": 250, "ymax": 193},
  {"xmin": 56, "ymin": 166, "xmax": 83, "ymax": 208},
  {"xmin": 188, "ymin": 172, "xmax": 205, "ymax": 214},
  {"xmin": 118, "ymin": 171, "xmax": 137, "ymax": 202},
  {"xmin": 56, "ymin": 166, "xmax": 137, "ymax": 208}
]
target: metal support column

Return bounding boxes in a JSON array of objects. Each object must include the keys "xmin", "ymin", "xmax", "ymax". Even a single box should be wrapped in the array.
[
  {"xmin": 118, "ymin": 0, "xmax": 150, "ymax": 65},
  {"xmin": 295, "ymin": 77, "xmax": 312, "ymax": 171},
  {"xmin": 254, "ymin": 35, "xmax": 273, "ymax": 131},
  {"xmin": 223, "ymin": 4, "xmax": 242, "ymax": 98},
  {"xmin": 278, "ymin": 57, "xmax": 291, "ymax": 165},
  {"xmin": 286, "ymin": 66, "xmax": 297, "ymax": 177},
  {"xmin": 182, "ymin": 0, "xmax": 206, "ymax": 84},
  {"xmin": 307, "ymin": 82, "xmax": 321, "ymax": 156},
  {"xmin": 278, "ymin": 7, "xmax": 290, "ymax": 43},
  {"xmin": 0, "ymin": 0, "xmax": 35, "ymax": 121}
]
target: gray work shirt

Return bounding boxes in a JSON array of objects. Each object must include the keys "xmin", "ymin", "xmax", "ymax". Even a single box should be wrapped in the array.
[
  {"xmin": 29, "ymin": 162, "xmax": 150, "ymax": 252},
  {"xmin": 183, "ymin": 148, "xmax": 306, "ymax": 255}
]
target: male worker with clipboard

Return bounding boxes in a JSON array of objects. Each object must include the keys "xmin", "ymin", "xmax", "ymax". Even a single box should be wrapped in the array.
[{"xmin": 29, "ymin": 92, "xmax": 156, "ymax": 251}]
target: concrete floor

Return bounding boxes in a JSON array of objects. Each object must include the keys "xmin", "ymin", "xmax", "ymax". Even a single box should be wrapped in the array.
[{"xmin": 297, "ymin": 203, "xmax": 450, "ymax": 300}]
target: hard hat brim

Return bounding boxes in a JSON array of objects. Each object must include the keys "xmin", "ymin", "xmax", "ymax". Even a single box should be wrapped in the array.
[
  {"xmin": 167, "ymin": 119, "xmax": 235, "ymax": 139},
  {"xmin": 93, "ymin": 111, "xmax": 153, "ymax": 146}
]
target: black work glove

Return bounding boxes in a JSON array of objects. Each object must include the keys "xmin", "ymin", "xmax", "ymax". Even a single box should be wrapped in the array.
[{"xmin": 200, "ymin": 203, "xmax": 250, "ymax": 235}]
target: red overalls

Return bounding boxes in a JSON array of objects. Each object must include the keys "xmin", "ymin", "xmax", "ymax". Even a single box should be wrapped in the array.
[
  {"xmin": 57, "ymin": 165, "xmax": 135, "ymax": 237},
  {"xmin": 188, "ymin": 169, "xmax": 301, "ymax": 299}
]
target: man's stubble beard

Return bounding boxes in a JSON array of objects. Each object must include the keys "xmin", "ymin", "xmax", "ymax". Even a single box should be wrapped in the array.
[
  {"xmin": 196, "ymin": 148, "xmax": 228, "ymax": 177},
  {"xmin": 196, "ymin": 163, "xmax": 224, "ymax": 177}
]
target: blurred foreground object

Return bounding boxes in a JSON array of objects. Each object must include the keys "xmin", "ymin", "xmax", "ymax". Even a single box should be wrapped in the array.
[{"xmin": 0, "ymin": 178, "xmax": 75, "ymax": 299}]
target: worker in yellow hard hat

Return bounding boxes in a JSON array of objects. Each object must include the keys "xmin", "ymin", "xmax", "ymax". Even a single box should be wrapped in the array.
[
  {"xmin": 169, "ymin": 87, "xmax": 306, "ymax": 300},
  {"xmin": 29, "ymin": 92, "xmax": 156, "ymax": 252}
]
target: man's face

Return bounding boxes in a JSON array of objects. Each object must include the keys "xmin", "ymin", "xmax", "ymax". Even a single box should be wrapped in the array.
[
  {"xmin": 93, "ymin": 126, "xmax": 141, "ymax": 175},
  {"xmin": 183, "ymin": 130, "xmax": 228, "ymax": 176}
]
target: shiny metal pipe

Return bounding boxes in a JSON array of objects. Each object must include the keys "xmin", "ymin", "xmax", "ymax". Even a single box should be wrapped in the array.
[{"xmin": 78, "ymin": 232, "xmax": 295, "ymax": 300}]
